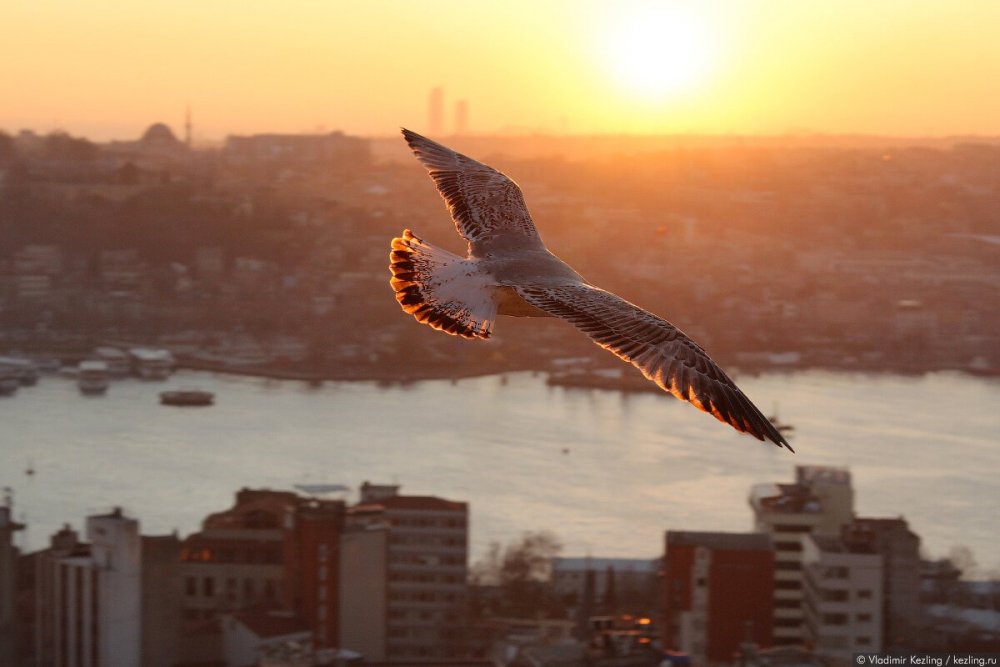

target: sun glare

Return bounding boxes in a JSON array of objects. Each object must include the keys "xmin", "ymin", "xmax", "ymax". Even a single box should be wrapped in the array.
[{"xmin": 604, "ymin": 4, "xmax": 714, "ymax": 101}]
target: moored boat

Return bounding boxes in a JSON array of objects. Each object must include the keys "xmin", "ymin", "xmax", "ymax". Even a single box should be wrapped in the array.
[
  {"xmin": 159, "ymin": 390, "xmax": 214, "ymax": 407},
  {"xmin": 78, "ymin": 360, "xmax": 110, "ymax": 395}
]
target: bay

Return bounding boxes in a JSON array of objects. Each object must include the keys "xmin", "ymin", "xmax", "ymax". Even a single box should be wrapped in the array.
[{"xmin": 1, "ymin": 369, "xmax": 997, "ymax": 572}]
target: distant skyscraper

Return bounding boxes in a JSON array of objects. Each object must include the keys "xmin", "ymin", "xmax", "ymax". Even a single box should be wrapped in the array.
[
  {"xmin": 454, "ymin": 100, "xmax": 468, "ymax": 135},
  {"xmin": 184, "ymin": 106, "xmax": 192, "ymax": 148},
  {"xmin": 428, "ymin": 87, "xmax": 444, "ymax": 135}
]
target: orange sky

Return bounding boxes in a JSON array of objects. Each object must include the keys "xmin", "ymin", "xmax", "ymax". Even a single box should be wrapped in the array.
[{"xmin": 3, "ymin": 0, "xmax": 1000, "ymax": 142}]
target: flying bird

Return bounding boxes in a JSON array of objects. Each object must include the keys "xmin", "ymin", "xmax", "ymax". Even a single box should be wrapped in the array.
[{"xmin": 390, "ymin": 129, "xmax": 792, "ymax": 451}]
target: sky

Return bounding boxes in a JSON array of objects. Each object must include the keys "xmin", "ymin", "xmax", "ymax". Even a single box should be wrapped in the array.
[{"xmin": 3, "ymin": 0, "xmax": 1000, "ymax": 142}]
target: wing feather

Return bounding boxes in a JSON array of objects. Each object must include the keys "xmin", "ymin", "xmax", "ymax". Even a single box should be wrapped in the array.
[
  {"xmin": 402, "ymin": 128, "xmax": 542, "ymax": 255},
  {"xmin": 516, "ymin": 283, "xmax": 792, "ymax": 450}
]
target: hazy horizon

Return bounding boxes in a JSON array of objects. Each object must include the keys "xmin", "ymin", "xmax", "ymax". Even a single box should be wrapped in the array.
[{"xmin": 5, "ymin": 1, "xmax": 1000, "ymax": 142}]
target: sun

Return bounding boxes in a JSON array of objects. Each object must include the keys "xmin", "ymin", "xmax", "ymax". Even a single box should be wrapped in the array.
[{"xmin": 604, "ymin": 4, "xmax": 715, "ymax": 101}]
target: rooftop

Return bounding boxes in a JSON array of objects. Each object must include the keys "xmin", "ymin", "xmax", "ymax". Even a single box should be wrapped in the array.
[
  {"xmin": 355, "ymin": 495, "xmax": 467, "ymax": 513},
  {"xmin": 666, "ymin": 530, "xmax": 773, "ymax": 551}
]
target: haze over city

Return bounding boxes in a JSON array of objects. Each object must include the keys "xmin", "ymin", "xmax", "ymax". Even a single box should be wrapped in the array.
[{"xmin": 5, "ymin": 0, "xmax": 1000, "ymax": 141}]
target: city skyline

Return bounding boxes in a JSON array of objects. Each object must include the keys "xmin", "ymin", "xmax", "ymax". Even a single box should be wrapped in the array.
[{"xmin": 4, "ymin": 1, "xmax": 1000, "ymax": 141}]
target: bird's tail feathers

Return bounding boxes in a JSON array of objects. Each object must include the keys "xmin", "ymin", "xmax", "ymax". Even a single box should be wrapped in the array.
[{"xmin": 389, "ymin": 230, "xmax": 496, "ymax": 339}]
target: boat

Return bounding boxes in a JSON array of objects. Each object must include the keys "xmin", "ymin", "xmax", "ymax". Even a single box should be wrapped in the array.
[
  {"xmin": 129, "ymin": 347, "xmax": 175, "ymax": 380},
  {"xmin": 78, "ymin": 360, "xmax": 110, "ymax": 395},
  {"xmin": 0, "ymin": 357, "xmax": 39, "ymax": 386},
  {"xmin": 159, "ymin": 390, "xmax": 214, "ymax": 407},
  {"xmin": 0, "ymin": 366, "xmax": 20, "ymax": 396},
  {"xmin": 92, "ymin": 346, "xmax": 132, "ymax": 377}
]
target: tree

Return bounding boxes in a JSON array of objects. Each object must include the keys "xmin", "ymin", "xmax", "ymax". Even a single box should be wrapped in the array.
[
  {"xmin": 949, "ymin": 545, "xmax": 978, "ymax": 579},
  {"xmin": 471, "ymin": 530, "xmax": 563, "ymax": 617}
]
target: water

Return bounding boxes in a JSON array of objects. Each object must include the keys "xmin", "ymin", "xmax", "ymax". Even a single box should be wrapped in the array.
[{"xmin": 1, "ymin": 370, "xmax": 998, "ymax": 572}]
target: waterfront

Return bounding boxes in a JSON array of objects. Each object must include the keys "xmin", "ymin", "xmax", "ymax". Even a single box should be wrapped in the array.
[{"xmin": 1, "ymin": 369, "xmax": 998, "ymax": 570}]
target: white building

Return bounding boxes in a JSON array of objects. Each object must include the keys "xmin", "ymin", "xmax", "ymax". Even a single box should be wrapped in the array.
[
  {"xmin": 35, "ymin": 509, "xmax": 142, "ymax": 667},
  {"xmin": 748, "ymin": 466, "xmax": 854, "ymax": 646},
  {"xmin": 347, "ymin": 482, "xmax": 468, "ymax": 661},
  {"xmin": 802, "ymin": 534, "xmax": 883, "ymax": 658}
]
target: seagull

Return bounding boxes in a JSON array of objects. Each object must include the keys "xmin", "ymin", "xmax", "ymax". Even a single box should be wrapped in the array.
[{"xmin": 390, "ymin": 129, "xmax": 792, "ymax": 451}]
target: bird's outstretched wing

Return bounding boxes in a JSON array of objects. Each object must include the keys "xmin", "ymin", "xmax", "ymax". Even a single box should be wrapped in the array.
[
  {"xmin": 402, "ymin": 128, "xmax": 543, "ymax": 255},
  {"xmin": 515, "ymin": 283, "xmax": 792, "ymax": 450}
]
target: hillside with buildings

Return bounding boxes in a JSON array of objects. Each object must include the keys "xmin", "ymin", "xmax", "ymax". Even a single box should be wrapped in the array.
[{"xmin": 1, "ymin": 124, "xmax": 998, "ymax": 381}]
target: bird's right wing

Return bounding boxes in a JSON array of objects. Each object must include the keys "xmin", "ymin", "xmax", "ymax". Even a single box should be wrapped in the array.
[
  {"xmin": 515, "ymin": 283, "xmax": 792, "ymax": 450},
  {"xmin": 402, "ymin": 128, "xmax": 543, "ymax": 255}
]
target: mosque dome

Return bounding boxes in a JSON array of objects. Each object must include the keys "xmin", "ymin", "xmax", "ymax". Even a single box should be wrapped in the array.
[{"xmin": 141, "ymin": 122, "xmax": 180, "ymax": 144}]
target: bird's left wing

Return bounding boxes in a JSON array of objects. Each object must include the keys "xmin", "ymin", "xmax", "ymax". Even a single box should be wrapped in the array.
[
  {"xmin": 515, "ymin": 283, "xmax": 792, "ymax": 450},
  {"xmin": 402, "ymin": 128, "xmax": 543, "ymax": 255}
]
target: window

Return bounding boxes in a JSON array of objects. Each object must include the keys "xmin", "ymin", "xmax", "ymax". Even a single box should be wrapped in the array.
[
  {"xmin": 775, "ymin": 599, "xmax": 800, "ymax": 609},
  {"xmin": 243, "ymin": 579, "xmax": 254, "ymax": 598},
  {"xmin": 857, "ymin": 589, "xmax": 872, "ymax": 599},
  {"xmin": 774, "ymin": 618, "xmax": 800, "ymax": 628},
  {"xmin": 856, "ymin": 636, "xmax": 872, "ymax": 646},
  {"xmin": 775, "ymin": 580, "xmax": 801, "ymax": 590},
  {"xmin": 185, "ymin": 577, "xmax": 197, "ymax": 596},
  {"xmin": 822, "ymin": 613, "xmax": 848, "ymax": 625},
  {"xmin": 203, "ymin": 577, "xmax": 215, "ymax": 597},
  {"xmin": 775, "ymin": 561, "xmax": 802, "ymax": 571},
  {"xmin": 775, "ymin": 540, "xmax": 804, "ymax": 552},
  {"xmin": 857, "ymin": 613, "xmax": 872, "ymax": 622},
  {"xmin": 774, "ymin": 524, "xmax": 812, "ymax": 533}
]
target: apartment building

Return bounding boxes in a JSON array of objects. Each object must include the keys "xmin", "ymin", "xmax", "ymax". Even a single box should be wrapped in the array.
[
  {"xmin": 347, "ymin": 482, "xmax": 469, "ymax": 661},
  {"xmin": 802, "ymin": 532, "xmax": 883, "ymax": 658},
  {"xmin": 749, "ymin": 466, "xmax": 854, "ymax": 646},
  {"xmin": 663, "ymin": 530, "xmax": 774, "ymax": 662}
]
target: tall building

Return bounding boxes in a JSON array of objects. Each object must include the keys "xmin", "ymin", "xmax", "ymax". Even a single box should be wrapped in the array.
[
  {"xmin": 662, "ymin": 531, "xmax": 774, "ymax": 663},
  {"xmin": 428, "ymin": 87, "xmax": 444, "ymax": 135},
  {"xmin": 848, "ymin": 518, "xmax": 921, "ymax": 647},
  {"xmin": 802, "ymin": 532, "xmax": 883, "ymax": 658},
  {"xmin": 32, "ymin": 509, "xmax": 142, "ymax": 667},
  {"xmin": 749, "ymin": 466, "xmax": 854, "ymax": 646},
  {"xmin": 338, "ymin": 523, "xmax": 389, "ymax": 659},
  {"xmin": 0, "ymin": 503, "xmax": 25, "ymax": 665},
  {"xmin": 454, "ymin": 100, "xmax": 469, "ymax": 135},
  {"xmin": 282, "ymin": 496, "xmax": 345, "ymax": 648},
  {"xmin": 346, "ymin": 482, "xmax": 468, "ymax": 661},
  {"xmin": 140, "ymin": 534, "xmax": 182, "ymax": 667}
]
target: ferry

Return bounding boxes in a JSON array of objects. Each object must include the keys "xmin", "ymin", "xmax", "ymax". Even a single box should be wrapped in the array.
[
  {"xmin": 0, "ymin": 366, "xmax": 20, "ymax": 396},
  {"xmin": 0, "ymin": 357, "xmax": 39, "ymax": 386},
  {"xmin": 129, "ymin": 347, "xmax": 175, "ymax": 380},
  {"xmin": 159, "ymin": 389, "xmax": 214, "ymax": 407},
  {"xmin": 78, "ymin": 360, "xmax": 110, "ymax": 395},
  {"xmin": 92, "ymin": 347, "xmax": 132, "ymax": 377}
]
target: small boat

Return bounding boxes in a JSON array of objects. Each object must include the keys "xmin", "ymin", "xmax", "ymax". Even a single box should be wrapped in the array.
[
  {"xmin": 0, "ymin": 366, "xmax": 20, "ymax": 396},
  {"xmin": 78, "ymin": 360, "xmax": 110, "ymax": 395},
  {"xmin": 129, "ymin": 347, "xmax": 175, "ymax": 380},
  {"xmin": 92, "ymin": 347, "xmax": 132, "ymax": 377},
  {"xmin": 0, "ymin": 357, "xmax": 38, "ymax": 386},
  {"xmin": 159, "ymin": 390, "xmax": 214, "ymax": 407}
]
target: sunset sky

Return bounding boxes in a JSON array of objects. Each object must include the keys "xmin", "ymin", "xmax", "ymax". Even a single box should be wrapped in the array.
[{"xmin": 4, "ymin": 0, "xmax": 1000, "ymax": 142}]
